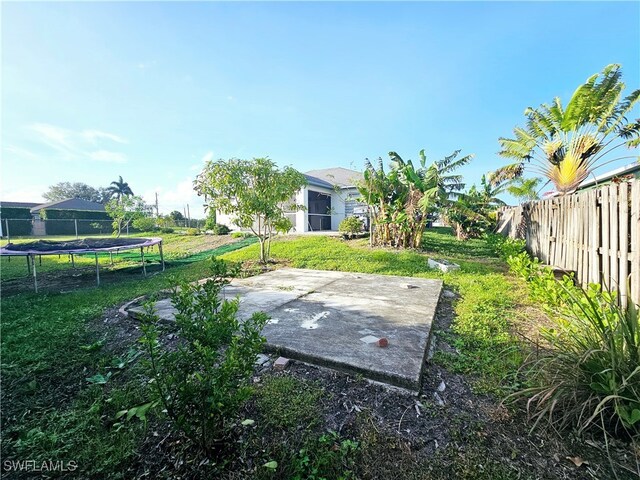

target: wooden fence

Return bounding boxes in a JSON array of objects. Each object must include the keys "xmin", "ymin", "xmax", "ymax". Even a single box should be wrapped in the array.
[{"xmin": 497, "ymin": 179, "xmax": 640, "ymax": 309}]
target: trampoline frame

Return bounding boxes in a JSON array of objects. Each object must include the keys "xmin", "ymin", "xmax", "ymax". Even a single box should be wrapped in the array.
[{"xmin": 0, "ymin": 237, "xmax": 165, "ymax": 292}]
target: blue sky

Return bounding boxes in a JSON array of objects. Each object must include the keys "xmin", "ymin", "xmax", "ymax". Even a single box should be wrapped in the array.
[{"xmin": 2, "ymin": 1, "xmax": 639, "ymax": 216}]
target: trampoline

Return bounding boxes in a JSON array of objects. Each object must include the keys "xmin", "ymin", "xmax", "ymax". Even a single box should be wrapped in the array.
[{"xmin": 0, "ymin": 237, "xmax": 164, "ymax": 292}]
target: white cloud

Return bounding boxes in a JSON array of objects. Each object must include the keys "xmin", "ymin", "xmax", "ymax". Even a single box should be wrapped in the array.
[
  {"xmin": 0, "ymin": 184, "xmax": 46, "ymax": 203},
  {"xmin": 4, "ymin": 145, "xmax": 39, "ymax": 160},
  {"xmin": 143, "ymin": 178, "xmax": 205, "ymax": 217},
  {"xmin": 28, "ymin": 123, "xmax": 129, "ymax": 164},
  {"xmin": 88, "ymin": 150, "xmax": 127, "ymax": 164},
  {"xmin": 189, "ymin": 151, "xmax": 215, "ymax": 172},
  {"xmin": 82, "ymin": 130, "xmax": 128, "ymax": 144}
]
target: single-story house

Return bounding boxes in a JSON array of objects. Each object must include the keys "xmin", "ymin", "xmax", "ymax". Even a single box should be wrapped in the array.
[
  {"xmin": 217, "ymin": 167, "xmax": 367, "ymax": 233},
  {"xmin": 0, "ymin": 198, "xmax": 108, "ymax": 237},
  {"xmin": 29, "ymin": 198, "xmax": 106, "ymax": 217}
]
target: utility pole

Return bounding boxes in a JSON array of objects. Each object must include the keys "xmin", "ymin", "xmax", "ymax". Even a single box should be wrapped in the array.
[
  {"xmin": 155, "ymin": 192, "xmax": 159, "ymax": 218},
  {"xmin": 186, "ymin": 204, "xmax": 191, "ymax": 228}
]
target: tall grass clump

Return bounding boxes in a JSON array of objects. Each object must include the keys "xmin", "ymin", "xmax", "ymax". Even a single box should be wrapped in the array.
[{"xmin": 507, "ymin": 253, "xmax": 640, "ymax": 442}]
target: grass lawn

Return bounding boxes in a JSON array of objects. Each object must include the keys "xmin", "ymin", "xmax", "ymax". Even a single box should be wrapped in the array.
[{"xmin": 1, "ymin": 228, "xmax": 632, "ymax": 479}]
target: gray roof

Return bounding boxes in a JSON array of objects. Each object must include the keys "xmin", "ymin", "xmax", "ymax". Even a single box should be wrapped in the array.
[
  {"xmin": 305, "ymin": 167, "xmax": 363, "ymax": 188},
  {"xmin": 0, "ymin": 201, "xmax": 41, "ymax": 209},
  {"xmin": 304, "ymin": 174, "xmax": 335, "ymax": 189},
  {"xmin": 30, "ymin": 198, "xmax": 106, "ymax": 213}
]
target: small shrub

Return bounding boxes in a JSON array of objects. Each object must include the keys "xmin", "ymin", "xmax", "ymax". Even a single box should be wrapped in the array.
[
  {"xmin": 132, "ymin": 216, "xmax": 157, "ymax": 232},
  {"xmin": 506, "ymin": 250, "xmax": 640, "ymax": 440},
  {"xmin": 212, "ymin": 223, "xmax": 230, "ymax": 235},
  {"xmin": 160, "ymin": 227, "xmax": 174, "ymax": 234},
  {"xmin": 231, "ymin": 231, "xmax": 252, "ymax": 239},
  {"xmin": 507, "ymin": 252, "xmax": 574, "ymax": 308},
  {"xmin": 338, "ymin": 217, "xmax": 363, "ymax": 238},
  {"xmin": 138, "ymin": 258, "xmax": 268, "ymax": 451},
  {"xmin": 185, "ymin": 227, "xmax": 200, "ymax": 236},
  {"xmin": 486, "ymin": 234, "xmax": 526, "ymax": 260},
  {"xmin": 514, "ymin": 284, "xmax": 640, "ymax": 438}
]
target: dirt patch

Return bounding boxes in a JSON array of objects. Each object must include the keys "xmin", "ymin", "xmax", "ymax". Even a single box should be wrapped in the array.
[{"xmin": 117, "ymin": 295, "xmax": 637, "ymax": 479}]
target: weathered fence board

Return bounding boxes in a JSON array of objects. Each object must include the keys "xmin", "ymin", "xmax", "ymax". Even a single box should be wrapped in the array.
[{"xmin": 497, "ymin": 179, "xmax": 639, "ymax": 308}]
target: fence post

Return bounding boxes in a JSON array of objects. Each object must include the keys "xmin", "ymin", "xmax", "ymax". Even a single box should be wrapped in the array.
[{"xmin": 74, "ymin": 219, "xmax": 78, "ymax": 239}]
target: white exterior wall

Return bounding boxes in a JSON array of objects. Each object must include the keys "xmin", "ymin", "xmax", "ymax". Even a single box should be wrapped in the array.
[
  {"xmin": 217, "ymin": 184, "xmax": 356, "ymax": 233},
  {"xmin": 295, "ymin": 188, "xmax": 307, "ymax": 233}
]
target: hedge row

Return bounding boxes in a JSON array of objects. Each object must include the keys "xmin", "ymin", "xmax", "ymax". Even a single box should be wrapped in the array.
[
  {"xmin": 43, "ymin": 219, "xmax": 113, "ymax": 236},
  {"xmin": 2, "ymin": 219, "xmax": 32, "ymax": 236},
  {"xmin": 0, "ymin": 207, "xmax": 33, "ymax": 219},
  {"xmin": 39, "ymin": 209, "xmax": 110, "ymax": 220}
]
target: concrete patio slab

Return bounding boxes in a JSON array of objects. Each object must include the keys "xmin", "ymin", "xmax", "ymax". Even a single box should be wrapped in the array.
[{"xmin": 126, "ymin": 268, "xmax": 442, "ymax": 391}]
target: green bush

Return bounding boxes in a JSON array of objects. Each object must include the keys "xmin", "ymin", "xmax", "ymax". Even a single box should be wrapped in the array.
[
  {"xmin": 204, "ymin": 209, "xmax": 217, "ymax": 231},
  {"xmin": 486, "ymin": 234, "xmax": 526, "ymax": 260},
  {"xmin": 507, "ymin": 251, "xmax": 640, "ymax": 439},
  {"xmin": 138, "ymin": 258, "xmax": 268, "ymax": 451},
  {"xmin": 160, "ymin": 227, "xmax": 174, "ymax": 234},
  {"xmin": 231, "ymin": 231, "xmax": 252, "ymax": 239},
  {"xmin": 338, "ymin": 217, "xmax": 363, "ymax": 238},
  {"xmin": 185, "ymin": 228, "xmax": 200, "ymax": 236},
  {"xmin": 132, "ymin": 217, "xmax": 156, "ymax": 232},
  {"xmin": 212, "ymin": 223, "xmax": 230, "ymax": 235}
]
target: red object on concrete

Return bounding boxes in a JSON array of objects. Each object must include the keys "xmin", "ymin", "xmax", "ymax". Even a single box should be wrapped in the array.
[{"xmin": 377, "ymin": 338, "xmax": 389, "ymax": 348}]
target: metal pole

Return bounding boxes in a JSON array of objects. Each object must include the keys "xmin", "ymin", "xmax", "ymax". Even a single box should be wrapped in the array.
[
  {"xmin": 71, "ymin": 254, "xmax": 75, "ymax": 268},
  {"xmin": 74, "ymin": 219, "xmax": 78, "ymax": 239},
  {"xmin": 140, "ymin": 247, "xmax": 147, "ymax": 276},
  {"xmin": 95, "ymin": 252, "xmax": 100, "ymax": 286},
  {"xmin": 32, "ymin": 255, "xmax": 38, "ymax": 293},
  {"xmin": 5, "ymin": 219, "xmax": 10, "ymax": 244},
  {"xmin": 159, "ymin": 241, "xmax": 165, "ymax": 271},
  {"xmin": 39, "ymin": 255, "xmax": 42, "ymax": 266},
  {"xmin": 26, "ymin": 255, "xmax": 31, "ymax": 274},
  {"xmin": 110, "ymin": 251, "xmax": 114, "ymax": 265},
  {"xmin": 126, "ymin": 224, "xmax": 129, "ymax": 236}
]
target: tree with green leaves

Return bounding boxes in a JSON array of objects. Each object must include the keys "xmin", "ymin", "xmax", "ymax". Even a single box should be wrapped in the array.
[
  {"xmin": 43, "ymin": 182, "xmax": 109, "ymax": 203},
  {"xmin": 194, "ymin": 157, "xmax": 307, "ymax": 263},
  {"xmin": 494, "ymin": 64, "xmax": 639, "ymax": 194},
  {"xmin": 107, "ymin": 176, "xmax": 135, "ymax": 202},
  {"xmin": 358, "ymin": 149, "xmax": 472, "ymax": 248},
  {"xmin": 169, "ymin": 210, "xmax": 185, "ymax": 224},
  {"xmin": 105, "ymin": 195, "xmax": 149, "ymax": 237}
]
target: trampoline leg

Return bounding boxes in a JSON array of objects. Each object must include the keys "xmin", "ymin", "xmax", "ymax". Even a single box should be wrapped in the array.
[
  {"xmin": 95, "ymin": 252, "xmax": 100, "ymax": 286},
  {"xmin": 26, "ymin": 255, "xmax": 31, "ymax": 274},
  {"xmin": 39, "ymin": 255, "xmax": 42, "ymax": 266},
  {"xmin": 140, "ymin": 247, "xmax": 147, "ymax": 276},
  {"xmin": 32, "ymin": 255, "xmax": 38, "ymax": 293},
  {"xmin": 110, "ymin": 252, "xmax": 114, "ymax": 265},
  {"xmin": 70, "ymin": 254, "xmax": 75, "ymax": 268},
  {"xmin": 159, "ymin": 241, "xmax": 165, "ymax": 271}
]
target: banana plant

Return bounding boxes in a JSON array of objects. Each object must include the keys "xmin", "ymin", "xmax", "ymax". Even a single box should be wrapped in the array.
[{"xmin": 358, "ymin": 148, "xmax": 472, "ymax": 248}]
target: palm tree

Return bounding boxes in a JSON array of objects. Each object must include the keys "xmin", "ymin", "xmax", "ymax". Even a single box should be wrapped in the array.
[
  {"xmin": 107, "ymin": 176, "xmax": 134, "ymax": 202},
  {"xmin": 494, "ymin": 64, "xmax": 639, "ymax": 194},
  {"xmin": 506, "ymin": 177, "xmax": 543, "ymax": 203}
]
